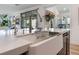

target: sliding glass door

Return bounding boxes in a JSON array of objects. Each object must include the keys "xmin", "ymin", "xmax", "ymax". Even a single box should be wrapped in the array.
[
  {"xmin": 31, "ymin": 15, "xmax": 37, "ymax": 33},
  {"xmin": 21, "ymin": 10, "xmax": 37, "ymax": 34}
]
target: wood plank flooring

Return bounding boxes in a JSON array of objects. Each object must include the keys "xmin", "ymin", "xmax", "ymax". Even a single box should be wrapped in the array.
[{"xmin": 70, "ymin": 44, "xmax": 79, "ymax": 55}]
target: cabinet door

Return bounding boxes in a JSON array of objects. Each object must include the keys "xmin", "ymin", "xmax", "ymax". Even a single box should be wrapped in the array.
[
  {"xmin": 63, "ymin": 36, "xmax": 67, "ymax": 55},
  {"xmin": 66, "ymin": 35, "xmax": 70, "ymax": 55}
]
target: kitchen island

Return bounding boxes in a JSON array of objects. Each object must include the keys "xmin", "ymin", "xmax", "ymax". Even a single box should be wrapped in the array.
[
  {"xmin": 0, "ymin": 31, "xmax": 63, "ymax": 55},
  {"xmin": 49, "ymin": 28, "xmax": 70, "ymax": 55}
]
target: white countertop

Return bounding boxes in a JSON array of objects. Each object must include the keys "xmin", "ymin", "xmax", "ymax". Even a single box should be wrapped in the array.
[
  {"xmin": 0, "ymin": 31, "xmax": 37, "ymax": 54},
  {"xmin": 0, "ymin": 31, "xmax": 50, "ymax": 54},
  {"xmin": 49, "ymin": 28, "xmax": 70, "ymax": 33},
  {"xmin": 0, "ymin": 29, "xmax": 65, "ymax": 55},
  {"xmin": 0, "ymin": 37, "xmax": 31, "ymax": 54}
]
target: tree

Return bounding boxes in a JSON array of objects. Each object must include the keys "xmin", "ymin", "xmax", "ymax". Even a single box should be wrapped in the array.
[{"xmin": 0, "ymin": 15, "xmax": 8, "ymax": 26}]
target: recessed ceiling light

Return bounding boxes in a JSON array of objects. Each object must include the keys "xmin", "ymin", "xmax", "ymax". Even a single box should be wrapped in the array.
[
  {"xmin": 63, "ymin": 8, "xmax": 67, "ymax": 11},
  {"xmin": 15, "ymin": 4, "xmax": 20, "ymax": 6}
]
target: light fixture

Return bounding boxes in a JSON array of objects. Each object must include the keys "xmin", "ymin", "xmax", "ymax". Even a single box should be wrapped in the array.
[
  {"xmin": 15, "ymin": 4, "xmax": 20, "ymax": 6},
  {"xmin": 63, "ymin": 8, "xmax": 67, "ymax": 11}
]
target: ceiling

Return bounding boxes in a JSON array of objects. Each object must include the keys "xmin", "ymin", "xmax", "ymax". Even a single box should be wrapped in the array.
[
  {"xmin": 0, "ymin": 4, "xmax": 40, "ymax": 14},
  {"xmin": 0, "ymin": 4, "xmax": 71, "ymax": 15},
  {"xmin": 55, "ymin": 4, "xmax": 71, "ymax": 13},
  {"xmin": 46, "ymin": 4, "xmax": 71, "ymax": 13}
]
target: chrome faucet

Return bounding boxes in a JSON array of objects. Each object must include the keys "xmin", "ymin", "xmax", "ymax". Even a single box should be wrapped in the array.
[
  {"xmin": 23, "ymin": 29, "xmax": 25, "ymax": 35},
  {"xmin": 14, "ymin": 26, "xmax": 18, "ymax": 35}
]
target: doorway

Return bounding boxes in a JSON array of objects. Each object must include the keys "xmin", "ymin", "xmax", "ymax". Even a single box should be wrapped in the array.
[{"xmin": 21, "ymin": 10, "xmax": 37, "ymax": 34}]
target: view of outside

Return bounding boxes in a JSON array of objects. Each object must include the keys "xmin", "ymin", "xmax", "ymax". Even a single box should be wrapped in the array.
[
  {"xmin": 0, "ymin": 15, "xmax": 17, "ymax": 30},
  {"xmin": 21, "ymin": 9, "xmax": 37, "ymax": 34},
  {"xmin": 0, "ymin": 13, "xmax": 37, "ymax": 36},
  {"xmin": 0, "ymin": 15, "xmax": 10, "ymax": 29},
  {"xmin": 0, "ymin": 15, "xmax": 21, "ymax": 36}
]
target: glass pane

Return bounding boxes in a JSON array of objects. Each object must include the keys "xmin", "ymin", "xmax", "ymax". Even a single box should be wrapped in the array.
[
  {"xmin": 31, "ymin": 18, "xmax": 36, "ymax": 33},
  {"xmin": 21, "ymin": 9, "xmax": 38, "ymax": 34},
  {"xmin": 22, "ymin": 13, "xmax": 26, "ymax": 18}
]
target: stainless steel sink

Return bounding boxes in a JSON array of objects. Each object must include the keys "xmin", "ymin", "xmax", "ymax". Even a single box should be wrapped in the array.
[{"xmin": 49, "ymin": 32, "xmax": 60, "ymax": 36}]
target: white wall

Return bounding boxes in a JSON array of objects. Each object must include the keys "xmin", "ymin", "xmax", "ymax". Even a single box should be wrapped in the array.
[{"xmin": 70, "ymin": 5, "xmax": 79, "ymax": 44}]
